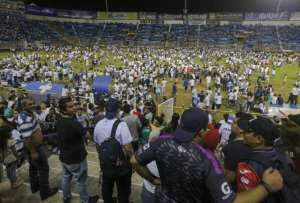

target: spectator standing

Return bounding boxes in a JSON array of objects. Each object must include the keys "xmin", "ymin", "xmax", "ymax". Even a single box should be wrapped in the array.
[
  {"xmin": 17, "ymin": 98, "xmax": 58, "ymax": 201},
  {"xmin": 122, "ymin": 104, "xmax": 142, "ymax": 152},
  {"xmin": 56, "ymin": 97, "xmax": 98, "ymax": 203},
  {"xmin": 94, "ymin": 98, "xmax": 134, "ymax": 203},
  {"xmin": 131, "ymin": 108, "xmax": 284, "ymax": 203}
]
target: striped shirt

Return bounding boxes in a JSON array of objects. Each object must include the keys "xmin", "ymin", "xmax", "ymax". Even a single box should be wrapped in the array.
[{"xmin": 17, "ymin": 111, "xmax": 41, "ymax": 139}]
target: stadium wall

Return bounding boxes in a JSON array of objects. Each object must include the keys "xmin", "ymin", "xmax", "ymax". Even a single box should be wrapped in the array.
[
  {"xmin": 164, "ymin": 20, "xmax": 184, "ymax": 24},
  {"xmin": 26, "ymin": 14, "xmax": 139, "ymax": 24},
  {"xmin": 290, "ymin": 12, "xmax": 300, "ymax": 21},
  {"xmin": 243, "ymin": 20, "xmax": 300, "ymax": 26},
  {"xmin": 26, "ymin": 11, "xmax": 300, "ymax": 26}
]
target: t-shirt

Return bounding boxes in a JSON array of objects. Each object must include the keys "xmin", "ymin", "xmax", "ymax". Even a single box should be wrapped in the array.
[
  {"xmin": 56, "ymin": 116, "xmax": 87, "ymax": 164},
  {"xmin": 17, "ymin": 112, "xmax": 41, "ymax": 139},
  {"xmin": 136, "ymin": 135, "xmax": 236, "ymax": 203},
  {"xmin": 219, "ymin": 123, "xmax": 232, "ymax": 145},
  {"xmin": 94, "ymin": 118, "xmax": 133, "ymax": 146},
  {"xmin": 123, "ymin": 114, "xmax": 141, "ymax": 141},
  {"xmin": 215, "ymin": 95, "xmax": 222, "ymax": 105}
]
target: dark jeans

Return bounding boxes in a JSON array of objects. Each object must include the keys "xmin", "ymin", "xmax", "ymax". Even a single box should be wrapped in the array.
[
  {"xmin": 26, "ymin": 146, "xmax": 51, "ymax": 197},
  {"xmin": 101, "ymin": 171, "xmax": 132, "ymax": 203},
  {"xmin": 131, "ymin": 141, "xmax": 139, "ymax": 152}
]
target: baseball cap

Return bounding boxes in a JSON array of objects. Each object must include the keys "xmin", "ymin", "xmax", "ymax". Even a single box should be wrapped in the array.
[
  {"xmin": 239, "ymin": 117, "xmax": 280, "ymax": 145},
  {"xmin": 174, "ymin": 108, "xmax": 208, "ymax": 142},
  {"xmin": 227, "ymin": 114, "xmax": 236, "ymax": 124},
  {"xmin": 105, "ymin": 98, "xmax": 119, "ymax": 119}
]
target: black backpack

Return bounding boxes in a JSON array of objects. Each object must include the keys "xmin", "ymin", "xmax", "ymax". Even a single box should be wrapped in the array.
[
  {"xmin": 96, "ymin": 119, "xmax": 131, "ymax": 178},
  {"xmin": 245, "ymin": 153, "xmax": 300, "ymax": 203}
]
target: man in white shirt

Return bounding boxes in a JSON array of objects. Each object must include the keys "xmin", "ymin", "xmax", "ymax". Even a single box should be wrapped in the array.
[
  {"xmin": 291, "ymin": 85, "xmax": 299, "ymax": 105},
  {"xmin": 94, "ymin": 98, "xmax": 133, "ymax": 203},
  {"xmin": 218, "ymin": 114, "xmax": 233, "ymax": 146},
  {"xmin": 215, "ymin": 93, "xmax": 222, "ymax": 109},
  {"xmin": 189, "ymin": 78, "xmax": 195, "ymax": 91}
]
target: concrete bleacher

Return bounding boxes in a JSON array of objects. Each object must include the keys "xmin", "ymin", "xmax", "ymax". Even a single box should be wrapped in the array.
[
  {"xmin": 1, "ymin": 144, "xmax": 143, "ymax": 203},
  {"xmin": 1, "ymin": 10, "xmax": 300, "ymax": 50}
]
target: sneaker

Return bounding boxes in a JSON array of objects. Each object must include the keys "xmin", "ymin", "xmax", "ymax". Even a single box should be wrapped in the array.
[
  {"xmin": 88, "ymin": 195, "xmax": 99, "ymax": 203},
  {"xmin": 40, "ymin": 187, "xmax": 58, "ymax": 201}
]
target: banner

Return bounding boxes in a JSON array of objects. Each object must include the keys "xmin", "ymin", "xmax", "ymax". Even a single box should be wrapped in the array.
[
  {"xmin": 188, "ymin": 14, "xmax": 207, "ymax": 20},
  {"xmin": 158, "ymin": 98, "xmax": 174, "ymax": 123},
  {"xmin": 138, "ymin": 12, "xmax": 157, "ymax": 20},
  {"xmin": 0, "ymin": 1, "xmax": 24, "ymax": 10},
  {"xmin": 25, "ymin": 3, "xmax": 57, "ymax": 16},
  {"xmin": 209, "ymin": 13, "xmax": 243, "ymax": 21},
  {"xmin": 245, "ymin": 12, "xmax": 290, "ymax": 21},
  {"xmin": 97, "ymin": 12, "xmax": 137, "ymax": 20},
  {"xmin": 159, "ymin": 14, "xmax": 182, "ymax": 20},
  {"xmin": 92, "ymin": 75, "xmax": 112, "ymax": 95},
  {"xmin": 57, "ymin": 9, "xmax": 96, "ymax": 19},
  {"xmin": 22, "ymin": 82, "xmax": 64, "ymax": 102}
]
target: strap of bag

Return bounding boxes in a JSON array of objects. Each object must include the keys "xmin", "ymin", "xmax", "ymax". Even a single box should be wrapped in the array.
[{"xmin": 110, "ymin": 119, "xmax": 122, "ymax": 138}]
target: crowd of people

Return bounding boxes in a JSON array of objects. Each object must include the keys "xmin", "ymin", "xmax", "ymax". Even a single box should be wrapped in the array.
[{"xmin": 0, "ymin": 45, "xmax": 300, "ymax": 203}]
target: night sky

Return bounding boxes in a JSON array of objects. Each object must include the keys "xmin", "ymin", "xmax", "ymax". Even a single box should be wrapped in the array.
[{"xmin": 24, "ymin": 0, "xmax": 300, "ymax": 13}]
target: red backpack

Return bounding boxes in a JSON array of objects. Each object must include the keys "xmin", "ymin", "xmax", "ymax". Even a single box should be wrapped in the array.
[{"xmin": 236, "ymin": 162, "xmax": 261, "ymax": 192}]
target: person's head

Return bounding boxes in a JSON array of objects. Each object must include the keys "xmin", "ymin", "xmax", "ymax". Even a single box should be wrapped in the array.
[
  {"xmin": 170, "ymin": 113, "xmax": 180, "ymax": 130},
  {"xmin": 59, "ymin": 97, "xmax": 76, "ymax": 116},
  {"xmin": 174, "ymin": 108, "xmax": 208, "ymax": 143},
  {"xmin": 105, "ymin": 98, "xmax": 120, "ymax": 119},
  {"xmin": 242, "ymin": 117, "xmax": 280, "ymax": 148},
  {"xmin": 231, "ymin": 113, "xmax": 254, "ymax": 138},
  {"xmin": 40, "ymin": 101, "xmax": 48, "ymax": 110},
  {"xmin": 153, "ymin": 114, "xmax": 164, "ymax": 127},
  {"xmin": 48, "ymin": 107, "xmax": 56, "ymax": 115},
  {"xmin": 122, "ymin": 104, "xmax": 132, "ymax": 114},
  {"xmin": 0, "ymin": 115, "xmax": 10, "ymax": 150},
  {"xmin": 22, "ymin": 97, "xmax": 36, "ymax": 113}
]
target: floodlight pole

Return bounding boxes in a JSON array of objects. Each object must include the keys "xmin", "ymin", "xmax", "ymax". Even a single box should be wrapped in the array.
[
  {"xmin": 183, "ymin": 0, "xmax": 188, "ymax": 25},
  {"xmin": 105, "ymin": 0, "xmax": 109, "ymax": 13}
]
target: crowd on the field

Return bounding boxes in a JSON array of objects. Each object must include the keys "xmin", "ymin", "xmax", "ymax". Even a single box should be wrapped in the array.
[{"xmin": 0, "ymin": 46, "xmax": 300, "ymax": 203}]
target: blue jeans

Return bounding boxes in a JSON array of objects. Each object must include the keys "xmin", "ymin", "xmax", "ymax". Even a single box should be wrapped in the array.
[{"xmin": 62, "ymin": 159, "xmax": 89, "ymax": 203}]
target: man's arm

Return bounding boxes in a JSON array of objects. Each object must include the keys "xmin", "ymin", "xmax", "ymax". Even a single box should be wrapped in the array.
[
  {"xmin": 233, "ymin": 168, "xmax": 283, "ymax": 203},
  {"xmin": 130, "ymin": 155, "xmax": 160, "ymax": 185},
  {"xmin": 124, "ymin": 143, "xmax": 134, "ymax": 158},
  {"xmin": 224, "ymin": 168, "xmax": 236, "ymax": 183},
  {"xmin": 24, "ymin": 137, "xmax": 38, "ymax": 160}
]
